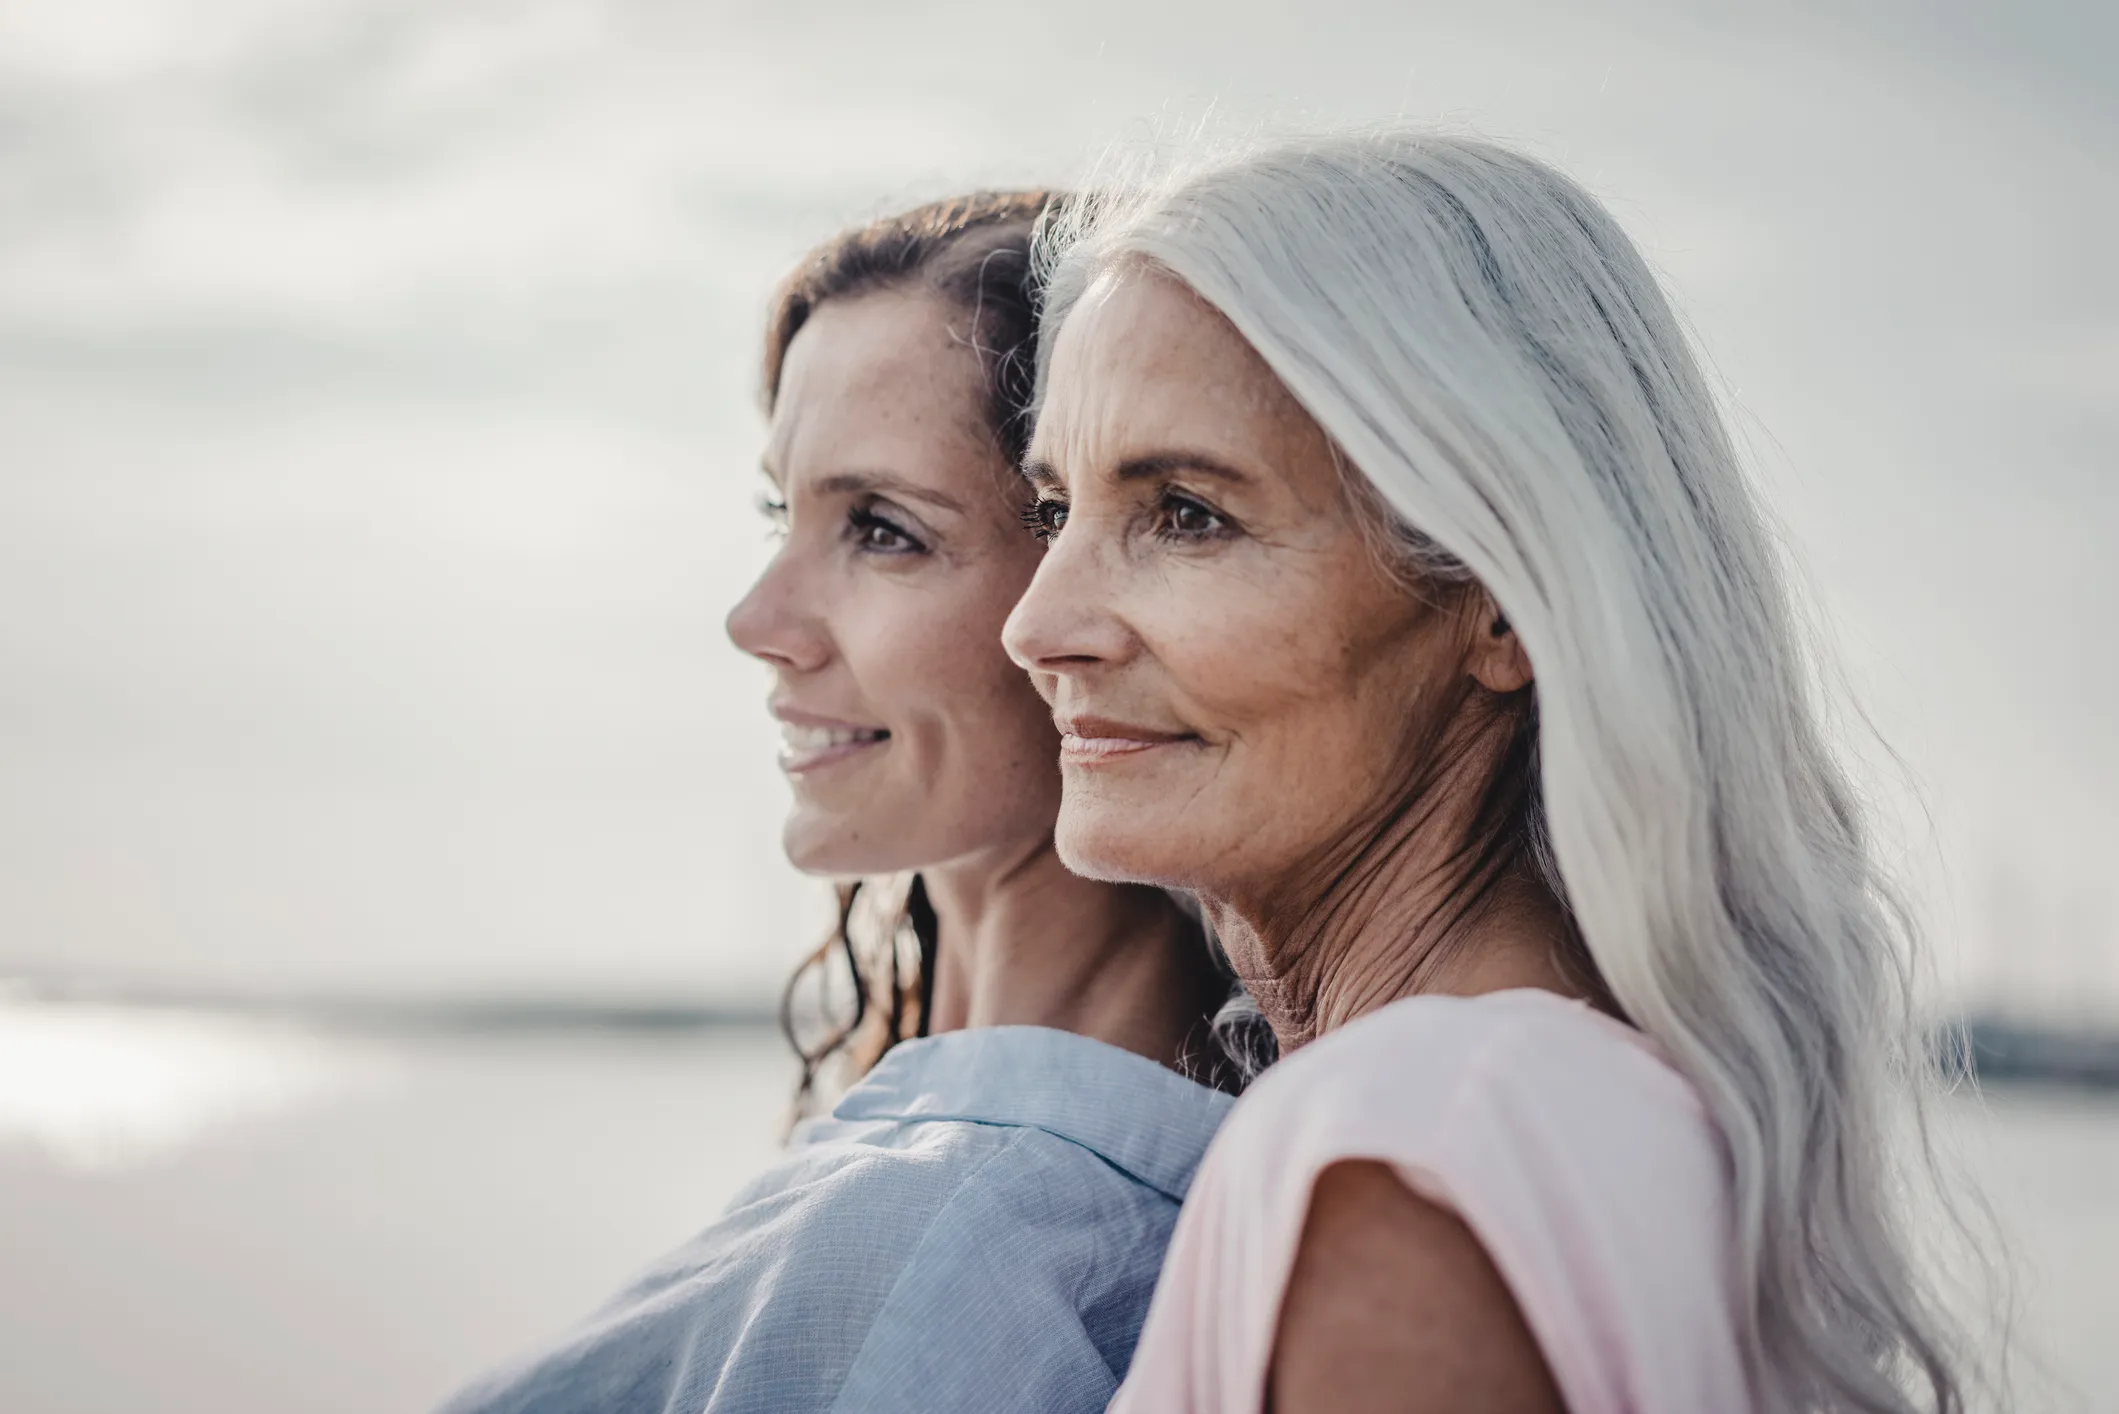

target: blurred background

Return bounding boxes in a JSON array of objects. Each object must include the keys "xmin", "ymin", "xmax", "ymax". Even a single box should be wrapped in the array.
[{"xmin": 0, "ymin": 0, "xmax": 2112, "ymax": 1409}]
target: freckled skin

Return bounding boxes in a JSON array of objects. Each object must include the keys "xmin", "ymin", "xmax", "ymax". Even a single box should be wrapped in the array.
[
  {"xmin": 1005, "ymin": 266, "xmax": 1513, "ymax": 976},
  {"xmin": 726, "ymin": 290, "xmax": 1060, "ymax": 877},
  {"xmin": 724, "ymin": 287, "xmax": 1227, "ymax": 1061},
  {"xmin": 1004, "ymin": 266, "xmax": 1568, "ymax": 1411}
]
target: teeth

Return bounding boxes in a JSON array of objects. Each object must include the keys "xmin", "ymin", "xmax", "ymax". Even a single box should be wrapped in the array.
[{"xmin": 781, "ymin": 725, "xmax": 887, "ymax": 751}]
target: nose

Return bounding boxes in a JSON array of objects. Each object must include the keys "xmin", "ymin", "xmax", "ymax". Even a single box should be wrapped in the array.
[
  {"xmin": 1002, "ymin": 523, "xmax": 1133, "ymax": 678},
  {"xmin": 726, "ymin": 547, "xmax": 831, "ymax": 674}
]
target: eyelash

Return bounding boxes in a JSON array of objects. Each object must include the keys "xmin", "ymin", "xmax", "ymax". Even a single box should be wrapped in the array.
[
  {"xmin": 1020, "ymin": 497, "xmax": 1067, "ymax": 543},
  {"xmin": 1019, "ymin": 489, "xmax": 1232, "ymax": 545},
  {"xmin": 757, "ymin": 493, "xmax": 928, "ymax": 556},
  {"xmin": 1151, "ymin": 489, "xmax": 1230, "ymax": 543},
  {"xmin": 847, "ymin": 504, "xmax": 925, "ymax": 555}
]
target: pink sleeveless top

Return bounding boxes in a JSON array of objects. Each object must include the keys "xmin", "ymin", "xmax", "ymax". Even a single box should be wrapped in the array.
[{"xmin": 1110, "ymin": 989, "xmax": 1751, "ymax": 1414}]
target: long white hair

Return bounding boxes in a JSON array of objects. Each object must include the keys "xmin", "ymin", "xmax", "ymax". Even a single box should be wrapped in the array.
[{"xmin": 1034, "ymin": 130, "xmax": 1989, "ymax": 1412}]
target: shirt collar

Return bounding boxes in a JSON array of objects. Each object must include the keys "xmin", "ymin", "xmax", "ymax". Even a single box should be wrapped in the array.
[{"xmin": 829, "ymin": 1026, "xmax": 1234, "ymax": 1201}]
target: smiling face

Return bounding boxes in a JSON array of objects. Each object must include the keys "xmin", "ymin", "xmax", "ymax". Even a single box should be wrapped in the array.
[
  {"xmin": 727, "ymin": 290, "xmax": 1061, "ymax": 876},
  {"xmin": 1004, "ymin": 265, "xmax": 1528, "ymax": 914}
]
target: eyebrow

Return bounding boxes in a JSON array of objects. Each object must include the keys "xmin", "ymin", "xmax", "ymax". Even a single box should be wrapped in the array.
[
  {"xmin": 1114, "ymin": 452, "xmax": 1251, "ymax": 485},
  {"xmin": 1020, "ymin": 450, "xmax": 1253, "ymax": 489},
  {"xmin": 759, "ymin": 463, "xmax": 970, "ymax": 515}
]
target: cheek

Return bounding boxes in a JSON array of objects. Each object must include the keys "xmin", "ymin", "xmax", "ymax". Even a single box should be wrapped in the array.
[
  {"xmin": 1058, "ymin": 557, "xmax": 1433, "ymax": 886},
  {"xmin": 855, "ymin": 568, "xmax": 1061, "ymax": 828},
  {"xmin": 1048, "ymin": 573, "xmax": 1321, "ymax": 882},
  {"xmin": 1146, "ymin": 562, "xmax": 1370, "ymax": 750}
]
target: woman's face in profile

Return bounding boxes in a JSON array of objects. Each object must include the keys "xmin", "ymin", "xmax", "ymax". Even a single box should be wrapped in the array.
[
  {"xmin": 1005, "ymin": 266, "xmax": 1486, "ymax": 909},
  {"xmin": 727, "ymin": 291, "xmax": 1061, "ymax": 876}
]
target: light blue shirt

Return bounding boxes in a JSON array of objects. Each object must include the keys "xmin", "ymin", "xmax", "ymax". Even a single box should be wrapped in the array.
[{"xmin": 438, "ymin": 1026, "xmax": 1234, "ymax": 1414}]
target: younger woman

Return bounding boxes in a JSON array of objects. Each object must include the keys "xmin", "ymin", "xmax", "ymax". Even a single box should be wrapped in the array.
[{"xmin": 438, "ymin": 192, "xmax": 1236, "ymax": 1414}]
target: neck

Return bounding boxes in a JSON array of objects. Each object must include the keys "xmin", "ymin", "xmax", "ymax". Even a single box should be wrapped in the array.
[
  {"xmin": 1207, "ymin": 697, "xmax": 1589, "ymax": 1052},
  {"xmin": 919, "ymin": 840, "xmax": 1227, "ymax": 1079}
]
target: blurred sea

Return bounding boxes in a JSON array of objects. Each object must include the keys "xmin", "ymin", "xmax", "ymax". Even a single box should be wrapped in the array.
[
  {"xmin": 0, "ymin": 995, "xmax": 789, "ymax": 1414},
  {"xmin": 0, "ymin": 994, "xmax": 2113, "ymax": 1414}
]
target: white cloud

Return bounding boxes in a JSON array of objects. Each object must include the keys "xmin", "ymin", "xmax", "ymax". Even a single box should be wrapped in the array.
[{"xmin": 0, "ymin": 0, "xmax": 2112, "ymax": 1010}]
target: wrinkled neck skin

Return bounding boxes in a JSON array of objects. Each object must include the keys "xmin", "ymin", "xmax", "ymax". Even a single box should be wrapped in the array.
[
  {"xmin": 1207, "ymin": 696, "xmax": 1587, "ymax": 1053},
  {"xmin": 919, "ymin": 840, "xmax": 1228, "ymax": 1080}
]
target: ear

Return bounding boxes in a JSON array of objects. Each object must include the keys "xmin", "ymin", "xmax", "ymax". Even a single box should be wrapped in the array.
[{"xmin": 1465, "ymin": 591, "xmax": 1534, "ymax": 695}]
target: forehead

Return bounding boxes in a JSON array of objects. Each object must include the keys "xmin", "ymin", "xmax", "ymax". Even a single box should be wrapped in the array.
[
  {"xmin": 1031, "ymin": 264, "xmax": 1319, "ymax": 474},
  {"xmin": 767, "ymin": 290, "xmax": 991, "ymax": 479}
]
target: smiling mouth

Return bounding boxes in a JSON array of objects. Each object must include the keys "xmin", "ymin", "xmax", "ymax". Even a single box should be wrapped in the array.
[
  {"xmin": 778, "ymin": 724, "xmax": 890, "ymax": 775},
  {"xmin": 1056, "ymin": 716, "xmax": 1199, "ymax": 764}
]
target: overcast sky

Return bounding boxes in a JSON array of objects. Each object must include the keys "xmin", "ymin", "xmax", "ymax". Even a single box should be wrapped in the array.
[{"xmin": 0, "ymin": 0, "xmax": 2112, "ymax": 1014}]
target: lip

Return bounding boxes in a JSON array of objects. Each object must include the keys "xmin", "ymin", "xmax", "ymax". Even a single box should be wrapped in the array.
[
  {"xmin": 770, "ymin": 701, "xmax": 890, "ymax": 776},
  {"xmin": 1054, "ymin": 713, "xmax": 1198, "ymax": 765}
]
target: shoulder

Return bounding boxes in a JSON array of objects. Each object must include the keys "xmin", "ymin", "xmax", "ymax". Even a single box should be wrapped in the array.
[
  {"xmin": 821, "ymin": 1025, "xmax": 1231, "ymax": 1206},
  {"xmin": 826, "ymin": 1127, "xmax": 1166, "ymax": 1413},
  {"xmin": 1210, "ymin": 989, "xmax": 1713, "ymax": 1181},
  {"xmin": 799, "ymin": 1033, "xmax": 1225, "ymax": 1409},
  {"xmin": 1143, "ymin": 990, "xmax": 1747, "ymax": 1414},
  {"xmin": 1202, "ymin": 990, "xmax": 1732, "ymax": 1311},
  {"xmin": 442, "ymin": 1124, "xmax": 1071, "ymax": 1414},
  {"xmin": 722, "ymin": 1106, "xmax": 1082, "ymax": 1269}
]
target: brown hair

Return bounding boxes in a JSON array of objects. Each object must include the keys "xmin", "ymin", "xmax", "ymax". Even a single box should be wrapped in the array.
[
  {"xmin": 763, "ymin": 189, "xmax": 1058, "ymax": 466},
  {"xmin": 761, "ymin": 190, "xmax": 1059, "ymax": 1111}
]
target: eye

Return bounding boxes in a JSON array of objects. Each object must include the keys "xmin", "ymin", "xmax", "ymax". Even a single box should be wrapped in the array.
[
  {"xmin": 1153, "ymin": 489, "xmax": 1230, "ymax": 542},
  {"xmin": 847, "ymin": 504, "xmax": 925, "ymax": 555},
  {"xmin": 756, "ymin": 492, "xmax": 789, "ymax": 537},
  {"xmin": 1019, "ymin": 497, "xmax": 1068, "ymax": 543}
]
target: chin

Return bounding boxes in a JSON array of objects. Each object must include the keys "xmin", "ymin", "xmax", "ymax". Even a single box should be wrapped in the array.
[
  {"xmin": 781, "ymin": 809, "xmax": 883, "ymax": 878},
  {"xmin": 1053, "ymin": 805, "xmax": 1185, "ymax": 889}
]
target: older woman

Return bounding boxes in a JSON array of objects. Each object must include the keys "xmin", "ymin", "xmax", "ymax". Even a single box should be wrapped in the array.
[{"xmin": 1004, "ymin": 134, "xmax": 1986, "ymax": 1413}]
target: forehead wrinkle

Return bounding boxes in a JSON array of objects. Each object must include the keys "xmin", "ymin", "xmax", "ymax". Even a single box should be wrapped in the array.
[
  {"xmin": 1033, "ymin": 260, "xmax": 1337, "ymax": 526},
  {"xmin": 1033, "ymin": 314, "xmax": 1133, "ymax": 491}
]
